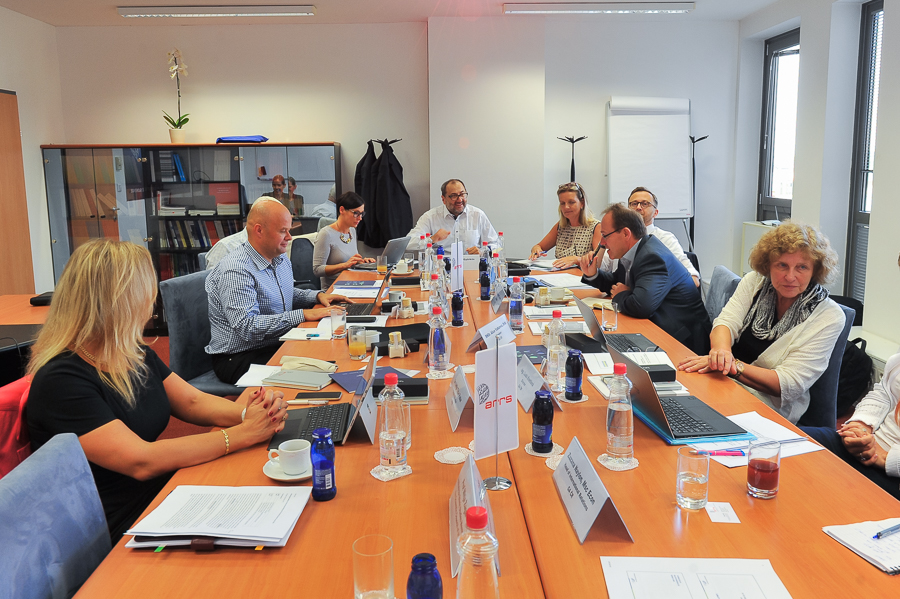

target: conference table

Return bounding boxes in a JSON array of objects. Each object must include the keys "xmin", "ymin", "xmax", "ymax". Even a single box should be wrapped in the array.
[{"xmin": 75, "ymin": 270, "xmax": 900, "ymax": 598}]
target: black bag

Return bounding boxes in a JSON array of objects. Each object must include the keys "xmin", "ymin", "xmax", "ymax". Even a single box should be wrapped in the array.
[{"xmin": 836, "ymin": 337, "xmax": 873, "ymax": 418}]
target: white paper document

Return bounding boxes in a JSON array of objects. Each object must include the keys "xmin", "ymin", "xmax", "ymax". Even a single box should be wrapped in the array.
[
  {"xmin": 235, "ymin": 364, "xmax": 282, "ymax": 387},
  {"xmin": 532, "ymin": 273, "xmax": 591, "ymax": 288},
  {"xmin": 705, "ymin": 502, "xmax": 741, "ymax": 523},
  {"xmin": 600, "ymin": 556, "xmax": 793, "ymax": 599},
  {"xmin": 126, "ymin": 486, "xmax": 311, "ymax": 545},
  {"xmin": 823, "ymin": 517, "xmax": 900, "ymax": 573},
  {"xmin": 334, "ymin": 288, "xmax": 386, "ymax": 299},
  {"xmin": 523, "ymin": 306, "xmax": 582, "ymax": 319},
  {"xmin": 528, "ymin": 321, "xmax": 589, "ymax": 336}
]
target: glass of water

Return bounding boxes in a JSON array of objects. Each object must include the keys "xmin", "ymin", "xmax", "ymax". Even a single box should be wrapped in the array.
[
  {"xmin": 547, "ymin": 346, "xmax": 567, "ymax": 392},
  {"xmin": 352, "ymin": 534, "xmax": 394, "ymax": 599},
  {"xmin": 601, "ymin": 302, "xmax": 618, "ymax": 332},
  {"xmin": 331, "ymin": 308, "xmax": 347, "ymax": 339},
  {"xmin": 676, "ymin": 446, "xmax": 709, "ymax": 510}
]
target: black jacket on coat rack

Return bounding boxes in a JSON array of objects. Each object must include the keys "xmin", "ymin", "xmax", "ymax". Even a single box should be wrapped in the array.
[
  {"xmin": 356, "ymin": 139, "xmax": 412, "ymax": 248},
  {"xmin": 354, "ymin": 140, "xmax": 378, "ymax": 245}
]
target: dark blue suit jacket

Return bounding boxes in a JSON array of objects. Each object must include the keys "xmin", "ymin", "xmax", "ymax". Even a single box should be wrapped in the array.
[{"xmin": 583, "ymin": 235, "xmax": 711, "ymax": 355}]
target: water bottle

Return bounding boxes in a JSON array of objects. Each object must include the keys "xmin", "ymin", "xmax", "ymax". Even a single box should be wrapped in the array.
[
  {"xmin": 508, "ymin": 276, "xmax": 524, "ymax": 333},
  {"xmin": 497, "ymin": 232, "xmax": 508, "ymax": 281},
  {"xmin": 417, "ymin": 234, "xmax": 427, "ymax": 275},
  {"xmin": 531, "ymin": 389, "xmax": 554, "ymax": 453},
  {"xmin": 443, "ymin": 256, "xmax": 453, "ymax": 295},
  {"xmin": 428, "ymin": 306, "xmax": 451, "ymax": 374},
  {"xmin": 421, "ymin": 242, "xmax": 435, "ymax": 289},
  {"xmin": 378, "ymin": 373, "xmax": 409, "ymax": 475},
  {"xmin": 429, "ymin": 273, "xmax": 449, "ymax": 319},
  {"xmin": 545, "ymin": 309, "xmax": 565, "ymax": 350},
  {"xmin": 407, "ymin": 553, "xmax": 443, "ymax": 599},
  {"xmin": 565, "ymin": 349, "xmax": 583, "ymax": 401},
  {"xmin": 451, "ymin": 291, "xmax": 464, "ymax": 327},
  {"xmin": 606, "ymin": 363, "xmax": 634, "ymax": 463},
  {"xmin": 490, "ymin": 252, "xmax": 502, "ymax": 296},
  {"xmin": 456, "ymin": 506, "xmax": 499, "ymax": 599},
  {"xmin": 310, "ymin": 428, "xmax": 336, "ymax": 501},
  {"xmin": 480, "ymin": 241, "xmax": 492, "ymax": 265}
]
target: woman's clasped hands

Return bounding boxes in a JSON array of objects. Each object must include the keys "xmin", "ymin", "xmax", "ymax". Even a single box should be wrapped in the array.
[{"xmin": 241, "ymin": 387, "xmax": 289, "ymax": 441}]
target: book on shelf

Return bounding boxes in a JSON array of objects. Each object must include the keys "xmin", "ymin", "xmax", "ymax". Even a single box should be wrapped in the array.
[
  {"xmin": 159, "ymin": 207, "xmax": 187, "ymax": 216},
  {"xmin": 188, "ymin": 209, "xmax": 216, "ymax": 216},
  {"xmin": 157, "ymin": 150, "xmax": 177, "ymax": 183},
  {"xmin": 172, "ymin": 153, "xmax": 186, "ymax": 182},
  {"xmin": 205, "ymin": 221, "xmax": 221, "ymax": 246}
]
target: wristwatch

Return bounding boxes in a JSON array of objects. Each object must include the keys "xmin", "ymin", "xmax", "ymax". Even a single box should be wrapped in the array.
[{"xmin": 731, "ymin": 359, "xmax": 745, "ymax": 379}]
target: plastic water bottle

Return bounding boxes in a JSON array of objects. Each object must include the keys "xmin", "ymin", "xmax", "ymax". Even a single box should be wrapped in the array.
[
  {"xmin": 497, "ymin": 232, "xmax": 508, "ymax": 281},
  {"xmin": 310, "ymin": 428, "xmax": 336, "ymax": 501},
  {"xmin": 407, "ymin": 553, "xmax": 443, "ymax": 599},
  {"xmin": 606, "ymin": 363, "xmax": 634, "ymax": 462},
  {"xmin": 443, "ymin": 256, "xmax": 453, "ymax": 295},
  {"xmin": 490, "ymin": 251, "xmax": 502, "ymax": 296},
  {"xmin": 565, "ymin": 349, "xmax": 584, "ymax": 401},
  {"xmin": 377, "ymin": 373, "xmax": 410, "ymax": 478},
  {"xmin": 545, "ymin": 309, "xmax": 565, "ymax": 350},
  {"xmin": 421, "ymin": 242, "xmax": 435, "ymax": 289},
  {"xmin": 532, "ymin": 390, "xmax": 554, "ymax": 453},
  {"xmin": 428, "ymin": 306, "xmax": 451, "ymax": 374},
  {"xmin": 428, "ymin": 273, "xmax": 449, "ymax": 320},
  {"xmin": 508, "ymin": 276, "xmax": 524, "ymax": 333},
  {"xmin": 456, "ymin": 506, "xmax": 499, "ymax": 599},
  {"xmin": 480, "ymin": 241, "xmax": 492, "ymax": 264}
]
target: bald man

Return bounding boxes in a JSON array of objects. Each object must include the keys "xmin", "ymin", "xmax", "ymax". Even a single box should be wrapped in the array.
[{"xmin": 206, "ymin": 199, "xmax": 348, "ymax": 384}]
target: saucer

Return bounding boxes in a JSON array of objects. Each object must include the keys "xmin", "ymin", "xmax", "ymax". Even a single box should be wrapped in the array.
[{"xmin": 263, "ymin": 460, "xmax": 312, "ymax": 482}]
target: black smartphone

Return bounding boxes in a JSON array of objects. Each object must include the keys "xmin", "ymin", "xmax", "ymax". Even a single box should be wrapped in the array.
[{"xmin": 292, "ymin": 391, "xmax": 343, "ymax": 400}]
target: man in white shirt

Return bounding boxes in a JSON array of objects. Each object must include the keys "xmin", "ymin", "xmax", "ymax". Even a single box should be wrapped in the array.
[
  {"xmin": 406, "ymin": 179, "xmax": 498, "ymax": 255},
  {"xmin": 598, "ymin": 187, "xmax": 700, "ymax": 287},
  {"xmin": 309, "ymin": 184, "xmax": 337, "ymax": 219}
]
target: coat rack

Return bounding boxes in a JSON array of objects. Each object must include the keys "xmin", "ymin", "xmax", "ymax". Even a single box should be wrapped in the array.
[{"xmin": 557, "ymin": 135, "xmax": 587, "ymax": 182}]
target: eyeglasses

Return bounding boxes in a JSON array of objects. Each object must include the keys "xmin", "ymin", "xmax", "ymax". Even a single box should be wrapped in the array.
[
  {"xmin": 349, "ymin": 210, "xmax": 365, "ymax": 219},
  {"xmin": 447, "ymin": 192, "xmax": 468, "ymax": 201},
  {"xmin": 600, "ymin": 228, "xmax": 623, "ymax": 240},
  {"xmin": 558, "ymin": 182, "xmax": 584, "ymax": 198},
  {"xmin": 628, "ymin": 200, "xmax": 657, "ymax": 209}
]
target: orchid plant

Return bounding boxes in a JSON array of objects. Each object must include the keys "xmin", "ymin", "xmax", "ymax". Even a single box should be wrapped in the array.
[{"xmin": 163, "ymin": 49, "xmax": 189, "ymax": 129}]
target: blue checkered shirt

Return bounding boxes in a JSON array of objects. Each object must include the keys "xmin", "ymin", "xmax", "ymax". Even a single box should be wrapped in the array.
[{"xmin": 205, "ymin": 242, "xmax": 320, "ymax": 355}]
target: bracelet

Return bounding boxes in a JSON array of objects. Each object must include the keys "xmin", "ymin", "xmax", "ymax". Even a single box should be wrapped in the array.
[
  {"xmin": 241, "ymin": 408, "xmax": 247, "ymax": 422},
  {"xmin": 222, "ymin": 429, "xmax": 230, "ymax": 455}
]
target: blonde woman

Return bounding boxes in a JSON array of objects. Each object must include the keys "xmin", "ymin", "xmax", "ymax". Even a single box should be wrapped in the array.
[
  {"xmin": 27, "ymin": 240, "xmax": 288, "ymax": 540},
  {"xmin": 529, "ymin": 182, "xmax": 602, "ymax": 269}
]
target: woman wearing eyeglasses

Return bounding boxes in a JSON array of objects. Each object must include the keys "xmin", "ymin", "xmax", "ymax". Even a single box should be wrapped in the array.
[
  {"xmin": 529, "ymin": 182, "xmax": 602, "ymax": 269},
  {"xmin": 313, "ymin": 191, "xmax": 375, "ymax": 290}
]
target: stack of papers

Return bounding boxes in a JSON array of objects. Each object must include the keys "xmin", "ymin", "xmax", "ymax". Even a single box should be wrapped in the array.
[
  {"xmin": 527, "ymin": 321, "xmax": 589, "ymax": 335},
  {"xmin": 689, "ymin": 411, "xmax": 824, "ymax": 467},
  {"xmin": 531, "ymin": 273, "xmax": 592, "ymax": 289},
  {"xmin": 823, "ymin": 518, "xmax": 900, "ymax": 573},
  {"xmin": 523, "ymin": 306, "xmax": 582, "ymax": 319},
  {"xmin": 126, "ymin": 486, "xmax": 311, "ymax": 548},
  {"xmin": 583, "ymin": 352, "xmax": 675, "ymax": 375}
]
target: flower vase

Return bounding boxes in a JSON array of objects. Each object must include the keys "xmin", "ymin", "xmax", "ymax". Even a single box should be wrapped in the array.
[{"xmin": 169, "ymin": 128, "xmax": 186, "ymax": 143}]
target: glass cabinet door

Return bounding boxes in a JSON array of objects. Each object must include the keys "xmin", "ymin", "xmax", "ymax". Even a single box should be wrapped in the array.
[
  {"xmin": 287, "ymin": 145, "xmax": 337, "ymax": 216},
  {"xmin": 112, "ymin": 148, "xmax": 149, "ymax": 248}
]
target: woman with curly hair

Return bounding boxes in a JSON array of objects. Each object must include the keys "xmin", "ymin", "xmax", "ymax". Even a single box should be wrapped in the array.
[{"xmin": 678, "ymin": 222, "xmax": 844, "ymax": 423}]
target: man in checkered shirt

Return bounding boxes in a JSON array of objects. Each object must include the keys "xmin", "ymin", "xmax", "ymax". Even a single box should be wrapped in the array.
[{"xmin": 206, "ymin": 199, "xmax": 348, "ymax": 384}]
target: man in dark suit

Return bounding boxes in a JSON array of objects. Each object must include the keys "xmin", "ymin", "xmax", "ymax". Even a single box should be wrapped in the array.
[{"xmin": 578, "ymin": 203, "xmax": 711, "ymax": 355}]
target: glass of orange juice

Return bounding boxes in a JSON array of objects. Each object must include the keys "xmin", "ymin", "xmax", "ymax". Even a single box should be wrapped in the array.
[
  {"xmin": 377, "ymin": 255, "xmax": 388, "ymax": 274},
  {"xmin": 348, "ymin": 326, "xmax": 367, "ymax": 360}
]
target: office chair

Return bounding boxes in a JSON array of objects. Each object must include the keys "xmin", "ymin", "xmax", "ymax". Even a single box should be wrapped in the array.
[
  {"xmin": 705, "ymin": 265, "xmax": 742, "ymax": 323},
  {"xmin": 797, "ymin": 304, "xmax": 855, "ymax": 429},
  {"xmin": 290, "ymin": 238, "xmax": 320, "ymax": 291},
  {"xmin": 317, "ymin": 217, "xmax": 337, "ymax": 232},
  {"xmin": 0, "ymin": 433, "xmax": 111, "ymax": 599},
  {"xmin": 158, "ymin": 271, "xmax": 242, "ymax": 396}
]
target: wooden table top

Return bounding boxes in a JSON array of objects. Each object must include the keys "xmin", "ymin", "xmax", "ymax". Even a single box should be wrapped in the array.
[{"xmin": 0, "ymin": 294, "xmax": 49, "ymax": 325}]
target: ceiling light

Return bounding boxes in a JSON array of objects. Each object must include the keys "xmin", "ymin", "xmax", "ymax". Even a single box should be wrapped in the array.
[
  {"xmin": 117, "ymin": 5, "xmax": 317, "ymax": 18},
  {"xmin": 503, "ymin": 3, "xmax": 694, "ymax": 14}
]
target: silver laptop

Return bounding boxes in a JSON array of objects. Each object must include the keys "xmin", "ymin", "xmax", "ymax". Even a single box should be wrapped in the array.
[
  {"xmin": 354, "ymin": 236, "xmax": 411, "ymax": 270},
  {"xmin": 566, "ymin": 296, "xmax": 658, "ymax": 353}
]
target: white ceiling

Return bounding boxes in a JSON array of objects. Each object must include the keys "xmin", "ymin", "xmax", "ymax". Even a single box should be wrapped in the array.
[{"xmin": 0, "ymin": 0, "xmax": 781, "ymax": 27}]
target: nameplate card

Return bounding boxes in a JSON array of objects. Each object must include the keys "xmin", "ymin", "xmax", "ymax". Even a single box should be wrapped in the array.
[
  {"xmin": 445, "ymin": 366, "xmax": 473, "ymax": 432},
  {"xmin": 463, "ymin": 254, "xmax": 479, "ymax": 271},
  {"xmin": 552, "ymin": 436, "xmax": 633, "ymax": 544},
  {"xmin": 490, "ymin": 286, "xmax": 506, "ymax": 315},
  {"xmin": 448, "ymin": 454, "xmax": 500, "ymax": 578},
  {"xmin": 474, "ymin": 342, "xmax": 519, "ymax": 460},
  {"xmin": 467, "ymin": 314, "xmax": 516, "ymax": 353},
  {"xmin": 516, "ymin": 355, "xmax": 564, "ymax": 413},
  {"xmin": 451, "ymin": 240, "xmax": 465, "ymax": 292}
]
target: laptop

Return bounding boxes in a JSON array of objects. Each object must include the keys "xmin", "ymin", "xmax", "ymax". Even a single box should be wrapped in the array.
[
  {"xmin": 354, "ymin": 237, "xmax": 412, "ymax": 270},
  {"xmin": 607, "ymin": 345, "xmax": 749, "ymax": 444},
  {"xmin": 344, "ymin": 270, "xmax": 391, "ymax": 316},
  {"xmin": 269, "ymin": 349, "xmax": 379, "ymax": 447},
  {"xmin": 565, "ymin": 296, "xmax": 658, "ymax": 353}
]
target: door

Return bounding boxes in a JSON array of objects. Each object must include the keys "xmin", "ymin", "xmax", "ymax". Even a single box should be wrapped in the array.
[{"xmin": 0, "ymin": 90, "xmax": 35, "ymax": 294}]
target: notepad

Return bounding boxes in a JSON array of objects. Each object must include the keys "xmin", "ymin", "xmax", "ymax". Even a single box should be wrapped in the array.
[{"xmin": 823, "ymin": 518, "xmax": 900, "ymax": 573}]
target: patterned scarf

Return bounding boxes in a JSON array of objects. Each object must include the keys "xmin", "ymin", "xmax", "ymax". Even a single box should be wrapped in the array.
[{"xmin": 743, "ymin": 278, "xmax": 829, "ymax": 341}]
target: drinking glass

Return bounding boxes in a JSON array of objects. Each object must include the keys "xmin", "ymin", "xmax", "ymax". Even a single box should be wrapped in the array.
[
  {"xmin": 747, "ymin": 441, "xmax": 781, "ymax": 499},
  {"xmin": 402, "ymin": 402, "xmax": 412, "ymax": 451},
  {"xmin": 353, "ymin": 534, "xmax": 394, "ymax": 599},
  {"xmin": 676, "ymin": 446, "xmax": 709, "ymax": 509},
  {"xmin": 601, "ymin": 303, "xmax": 618, "ymax": 332},
  {"xmin": 331, "ymin": 308, "xmax": 346, "ymax": 339},
  {"xmin": 377, "ymin": 255, "xmax": 388, "ymax": 274},
  {"xmin": 548, "ymin": 346, "xmax": 567, "ymax": 393},
  {"xmin": 348, "ymin": 326, "xmax": 367, "ymax": 360}
]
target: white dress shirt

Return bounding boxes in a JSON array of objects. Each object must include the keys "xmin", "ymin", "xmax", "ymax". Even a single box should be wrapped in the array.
[
  {"xmin": 205, "ymin": 229, "xmax": 248, "ymax": 270},
  {"xmin": 600, "ymin": 225, "xmax": 699, "ymax": 279},
  {"xmin": 407, "ymin": 204, "xmax": 499, "ymax": 251}
]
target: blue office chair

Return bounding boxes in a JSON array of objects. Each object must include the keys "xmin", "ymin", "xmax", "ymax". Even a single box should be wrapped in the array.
[
  {"xmin": 706, "ymin": 265, "xmax": 742, "ymax": 323},
  {"xmin": 158, "ymin": 271, "xmax": 242, "ymax": 397},
  {"xmin": 0, "ymin": 433, "xmax": 111, "ymax": 599},
  {"xmin": 797, "ymin": 304, "xmax": 856, "ymax": 429}
]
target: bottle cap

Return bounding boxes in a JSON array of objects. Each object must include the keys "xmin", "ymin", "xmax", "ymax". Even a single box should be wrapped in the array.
[
  {"xmin": 465, "ymin": 506, "xmax": 488, "ymax": 530},
  {"xmin": 614, "ymin": 363, "xmax": 627, "ymax": 375},
  {"xmin": 432, "ymin": 274, "xmax": 439, "ymax": 280},
  {"xmin": 384, "ymin": 372, "xmax": 399, "ymax": 386},
  {"xmin": 432, "ymin": 306, "xmax": 443, "ymax": 315},
  {"xmin": 427, "ymin": 242, "xmax": 433, "ymax": 248},
  {"xmin": 513, "ymin": 276, "xmax": 521, "ymax": 283},
  {"xmin": 420, "ymin": 235, "xmax": 425, "ymax": 239},
  {"xmin": 552, "ymin": 309, "xmax": 562, "ymax": 318},
  {"xmin": 568, "ymin": 349, "xmax": 582, "ymax": 356},
  {"xmin": 482, "ymin": 241, "xmax": 488, "ymax": 246},
  {"xmin": 493, "ymin": 252, "xmax": 499, "ymax": 257},
  {"xmin": 499, "ymin": 231, "xmax": 504, "ymax": 236}
]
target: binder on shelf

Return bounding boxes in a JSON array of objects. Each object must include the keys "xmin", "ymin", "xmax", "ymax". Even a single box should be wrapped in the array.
[{"xmin": 173, "ymin": 153, "xmax": 186, "ymax": 182}]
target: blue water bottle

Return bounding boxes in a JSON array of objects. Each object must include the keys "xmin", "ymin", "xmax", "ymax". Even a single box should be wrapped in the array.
[
  {"xmin": 407, "ymin": 553, "xmax": 443, "ymax": 599},
  {"xmin": 565, "ymin": 349, "xmax": 584, "ymax": 401},
  {"xmin": 311, "ymin": 427, "xmax": 336, "ymax": 501}
]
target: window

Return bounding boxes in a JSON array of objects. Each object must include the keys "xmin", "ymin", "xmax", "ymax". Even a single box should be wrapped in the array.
[
  {"xmin": 757, "ymin": 29, "xmax": 801, "ymax": 221},
  {"xmin": 846, "ymin": 1, "xmax": 884, "ymax": 301}
]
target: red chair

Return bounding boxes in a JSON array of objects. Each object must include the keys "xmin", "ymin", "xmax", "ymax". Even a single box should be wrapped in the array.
[{"xmin": 0, "ymin": 377, "xmax": 31, "ymax": 479}]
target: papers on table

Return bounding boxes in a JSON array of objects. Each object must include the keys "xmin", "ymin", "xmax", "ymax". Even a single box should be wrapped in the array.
[
  {"xmin": 823, "ymin": 518, "xmax": 900, "ymax": 573},
  {"xmin": 527, "ymin": 321, "xmax": 589, "ymax": 336},
  {"xmin": 332, "ymin": 287, "xmax": 385, "ymax": 299},
  {"xmin": 580, "ymin": 296, "xmax": 614, "ymax": 310},
  {"xmin": 523, "ymin": 258, "xmax": 558, "ymax": 270},
  {"xmin": 531, "ymin": 273, "xmax": 592, "ymax": 288},
  {"xmin": 125, "ymin": 486, "xmax": 311, "ymax": 548},
  {"xmin": 583, "ymin": 352, "xmax": 675, "ymax": 375},
  {"xmin": 235, "ymin": 364, "xmax": 282, "ymax": 387},
  {"xmin": 523, "ymin": 306, "xmax": 582, "ymax": 319},
  {"xmin": 689, "ymin": 411, "xmax": 823, "ymax": 467},
  {"xmin": 600, "ymin": 556, "xmax": 793, "ymax": 599}
]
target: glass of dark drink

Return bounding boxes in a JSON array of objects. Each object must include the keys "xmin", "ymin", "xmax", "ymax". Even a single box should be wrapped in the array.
[{"xmin": 747, "ymin": 440, "xmax": 781, "ymax": 499}]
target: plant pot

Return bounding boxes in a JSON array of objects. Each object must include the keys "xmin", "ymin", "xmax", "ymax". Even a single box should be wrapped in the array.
[{"xmin": 169, "ymin": 128, "xmax": 186, "ymax": 143}]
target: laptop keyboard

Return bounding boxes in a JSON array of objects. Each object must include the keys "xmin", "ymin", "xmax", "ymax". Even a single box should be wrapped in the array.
[
  {"xmin": 659, "ymin": 397, "xmax": 715, "ymax": 435},
  {"xmin": 605, "ymin": 334, "xmax": 642, "ymax": 353},
  {"xmin": 298, "ymin": 403, "xmax": 350, "ymax": 441},
  {"xmin": 346, "ymin": 303, "xmax": 372, "ymax": 316}
]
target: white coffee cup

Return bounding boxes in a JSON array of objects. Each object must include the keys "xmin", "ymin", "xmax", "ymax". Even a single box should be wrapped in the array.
[
  {"xmin": 388, "ymin": 290, "xmax": 407, "ymax": 303},
  {"xmin": 267, "ymin": 439, "xmax": 311, "ymax": 476},
  {"xmin": 549, "ymin": 287, "xmax": 567, "ymax": 301},
  {"xmin": 393, "ymin": 260, "xmax": 410, "ymax": 275}
]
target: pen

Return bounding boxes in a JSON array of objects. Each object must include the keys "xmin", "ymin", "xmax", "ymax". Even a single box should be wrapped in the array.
[
  {"xmin": 287, "ymin": 400, "xmax": 329, "ymax": 406},
  {"xmin": 873, "ymin": 523, "xmax": 900, "ymax": 539},
  {"xmin": 691, "ymin": 450, "xmax": 746, "ymax": 456},
  {"xmin": 306, "ymin": 334, "xmax": 320, "ymax": 338}
]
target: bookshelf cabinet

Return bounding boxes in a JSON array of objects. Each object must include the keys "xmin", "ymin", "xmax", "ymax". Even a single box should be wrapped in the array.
[{"xmin": 42, "ymin": 142, "xmax": 341, "ymax": 331}]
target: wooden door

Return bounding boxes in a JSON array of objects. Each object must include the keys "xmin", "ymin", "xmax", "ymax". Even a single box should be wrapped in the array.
[{"xmin": 0, "ymin": 90, "xmax": 34, "ymax": 294}]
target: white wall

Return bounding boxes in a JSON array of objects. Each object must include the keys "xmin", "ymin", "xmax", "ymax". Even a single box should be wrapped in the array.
[
  {"xmin": 53, "ymin": 22, "xmax": 430, "ymax": 227},
  {"xmin": 0, "ymin": 6, "xmax": 65, "ymax": 293}
]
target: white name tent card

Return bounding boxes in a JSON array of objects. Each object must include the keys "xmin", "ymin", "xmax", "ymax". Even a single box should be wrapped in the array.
[
  {"xmin": 516, "ymin": 354, "xmax": 563, "ymax": 413},
  {"xmin": 466, "ymin": 314, "xmax": 516, "ymax": 352},
  {"xmin": 490, "ymin": 286, "xmax": 506, "ymax": 315},
  {"xmin": 552, "ymin": 436, "xmax": 633, "ymax": 544},
  {"xmin": 473, "ymin": 342, "xmax": 519, "ymax": 460},
  {"xmin": 446, "ymin": 366, "xmax": 473, "ymax": 432},
  {"xmin": 463, "ymin": 254, "xmax": 479, "ymax": 271},
  {"xmin": 451, "ymin": 240, "xmax": 465, "ymax": 292},
  {"xmin": 448, "ymin": 454, "xmax": 500, "ymax": 577}
]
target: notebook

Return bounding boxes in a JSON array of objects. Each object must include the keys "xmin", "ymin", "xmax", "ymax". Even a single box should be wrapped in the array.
[
  {"xmin": 565, "ymin": 296, "xmax": 658, "ymax": 353},
  {"xmin": 823, "ymin": 518, "xmax": 900, "ymax": 574}
]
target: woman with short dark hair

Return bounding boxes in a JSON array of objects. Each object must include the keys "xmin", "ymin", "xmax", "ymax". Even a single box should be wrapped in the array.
[{"xmin": 312, "ymin": 191, "xmax": 375, "ymax": 289}]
